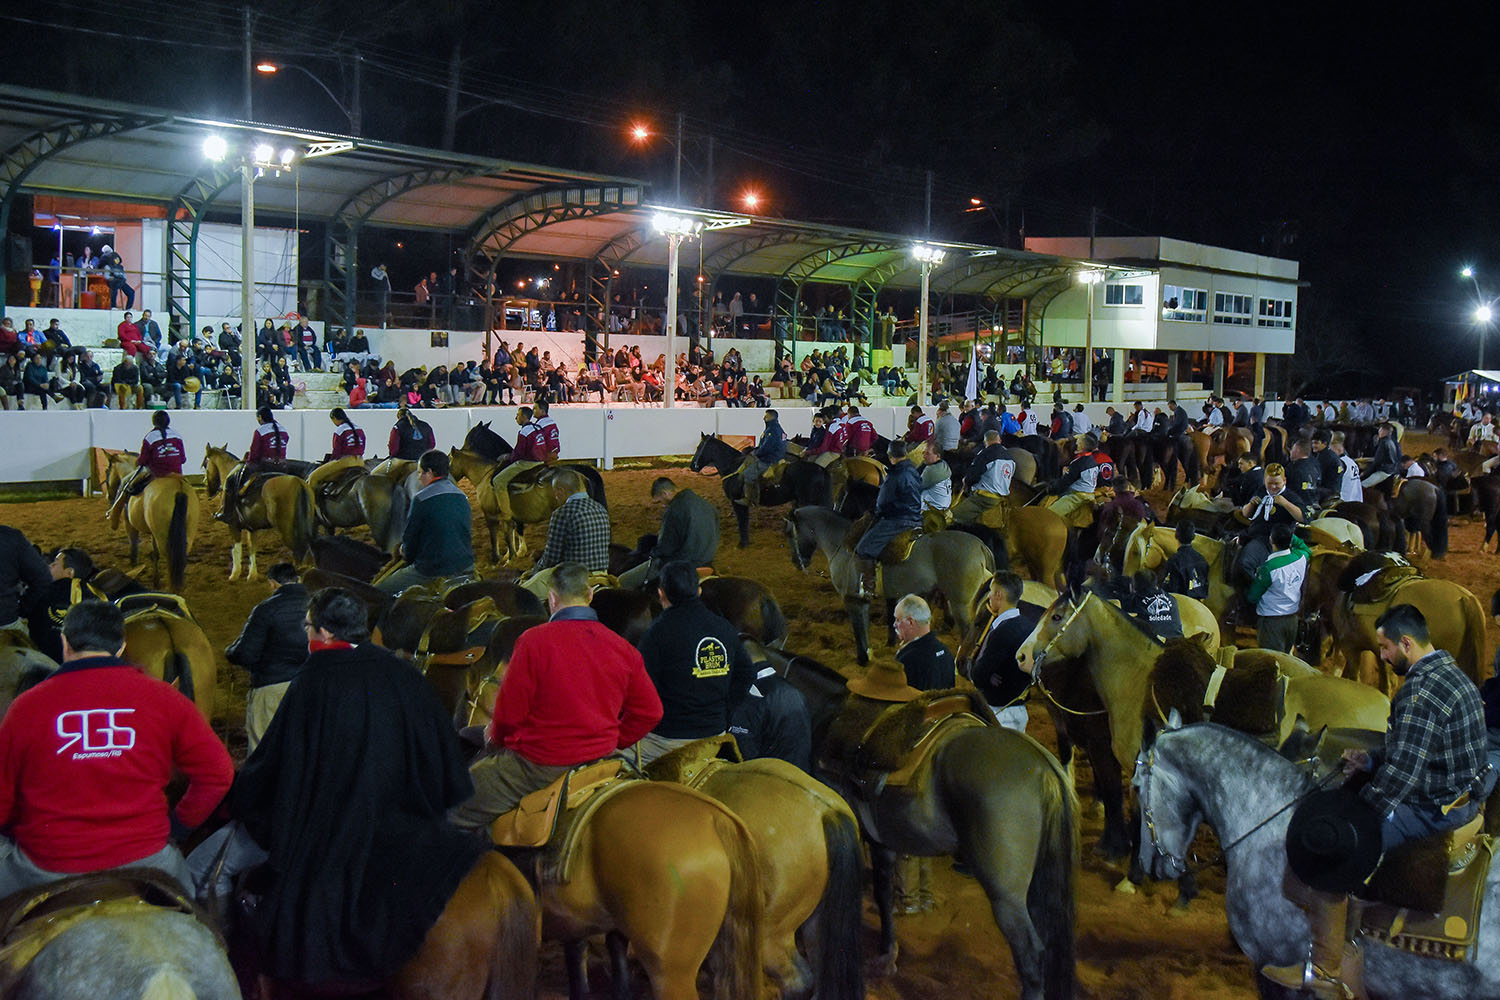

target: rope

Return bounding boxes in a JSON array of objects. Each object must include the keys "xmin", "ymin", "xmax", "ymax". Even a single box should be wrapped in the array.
[{"xmin": 1033, "ymin": 673, "xmax": 1110, "ymax": 717}]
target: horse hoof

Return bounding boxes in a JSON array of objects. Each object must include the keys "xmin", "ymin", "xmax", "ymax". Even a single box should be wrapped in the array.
[
  {"xmin": 1113, "ymin": 877, "xmax": 1137, "ymax": 895},
  {"xmin": 1168, "ymin": 899, "xmax": 1192, "ymax": 917},
  {"xmin": 865, "ymin": 948, "xmax": 899, "ymax": 979}
]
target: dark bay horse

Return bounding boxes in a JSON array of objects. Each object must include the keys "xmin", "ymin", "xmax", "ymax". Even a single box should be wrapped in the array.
[
  {"xmin": 690, "ymin": 434, "xmax": 832, "ymax": 546},
  {"xmin": 759, "ymin": 645, "xmax": 1076, "ymax": 1000},
  {"xmin": 313, "ymin": 466, "xmax": 406, "ymax": 553}
]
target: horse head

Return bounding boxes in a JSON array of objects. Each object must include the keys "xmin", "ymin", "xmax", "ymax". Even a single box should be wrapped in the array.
[
  {"xmin": 1132, "ymin": 711, "xmax": 1197, "ymax": 881},
  {"xmin": 201, "ymin": 447, "xmax": 227, "ymax": 498},
  {"xmin": 783, "ymin": 512, "xmax": 815, "ymax": 572},
  {"xmin": 689, "ymin": 433, "xmax": 715, "ymax": 474}
]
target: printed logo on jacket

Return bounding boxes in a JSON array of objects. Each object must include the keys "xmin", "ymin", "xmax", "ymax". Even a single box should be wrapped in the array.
[
  {"xmin": 56, "ymin": 709, "xmax": 136, "ymax": 758},
  {"xmin": 692, "ymin": 637, "xmax": 731, "ymax": 679}
]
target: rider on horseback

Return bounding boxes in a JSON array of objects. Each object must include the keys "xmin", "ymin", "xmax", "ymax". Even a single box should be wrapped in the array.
[
  {"xmin": 740, "ymin": 409, "xmax": 787, "ymax": 507},
  {"xmin": 1264, "ymin": 604, "xmax": 1492, "ymax": 998},
  {"xmin": 388, "ymin": 404, "xmax": 436, "ymax": 460},
  {"xmin": 853, "ymin": 439, "xmax": 921, "ymax": 598},
  {"xmin": 107, "ymin": 409, "xmax": 185, "ymax": 524},
  {"xmin": 306, "ymin": 407, "xmax": 366, "ymax": 499},
  {"xmin": 490, "ymin": 405, "xmax": 547, "ymax": 498},
  {"xmin": 952, "ymin": 430, "xmax": 1016, "ymax": 526},
  {"xmin": 221, "ymin": 405, "xmax": 290, "ymax": 526},
  {"xmin": 1045, "ymin": 432, "xmax": 1101, "ymax": 522}
]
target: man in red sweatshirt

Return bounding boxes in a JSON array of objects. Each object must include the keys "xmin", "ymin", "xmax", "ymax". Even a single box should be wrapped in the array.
[
  {"xmin": 449, "ymin": 560, "xmax": 663, "ymax": 830},
  {"xmin": 0, "ymin": 600, "xmax": 233, "ymax": 897}
]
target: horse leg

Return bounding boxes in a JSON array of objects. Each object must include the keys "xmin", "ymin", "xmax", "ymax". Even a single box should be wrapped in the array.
[
  {"xmin": 563, "ymin": 939, "xmax": 590, "ymax": 1000},
  {"xmin": 734, "ymin": 501, "xmax": 751, "ymax": 548},
  {"xmin": 867, "ymin": 842, "xmax": 899, "ymax": 976},
  {"xmin": 485, "ymin": 515, "xmax": 500, "ymax": 565},
  {"xmin": 1091, "ymin": 747, "xmax": 1130, "ymax": 862},
  {"xmin": 228, "ymin": 541, "xmax": 242, "ymax": 581},
  {"xmin": 845, "ymin": 597, "xmax": 872, "ymax": 666},
  {"xmin": 607, "ymin": 931, "xmax": 632, "ymax": 1000},
  {"xmin": 969, "ymin": 860, "xmax": 1046, "ymax": 1000}
]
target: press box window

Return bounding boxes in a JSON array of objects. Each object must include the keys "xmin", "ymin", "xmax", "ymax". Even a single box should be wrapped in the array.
[
  {"xmin": 1162, "ymin": 285, "xmax": 1207, "ymax": 321},
  {"xmin": 1103, "ymin": 283, "xmax": 1144, "ymax": 306},
  {"xmin": 1257, "ymin": 298, "xmax": 1293, "ymax": 328},
  {"xmin": 1214, "ymin": 292, "xmax": 1253, "ymax": 326}
]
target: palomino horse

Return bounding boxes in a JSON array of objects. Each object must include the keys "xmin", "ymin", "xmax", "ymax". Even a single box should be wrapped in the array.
[
  {"xmin": 104, "ymin": 454, "xmax": 199, "ymax": 592},
  {"xmin": 690, "ymin": 434, "xmax": 832, "ymax": 547},
  {"xmin": 644, "ymin": 751, "xmax": 864, "ymax": 1000},
  {"xmin": 201, "ymin": 446, "xmax": 316, "ymax": 580},
  {"xmin": 113, "ymin": 593, "xmax": 217, "ymax": 720},
  {"xmin": 1017, "ymin": 592, "xmax": 1388, "ymax": 771},
  {"xmin": 1165, "ymin": 484, "xmax": 1240, "ymax": 538},
  {"xmin": 508, "ymin": 780, "xmax": 766, "ymax": 1000},
  {"xmin": 1188, "ymin": 426, "xmax": 1253, "ymax": 473},
  {"xmin": 1331, "ymin": 575, "xmax": 1487, "ymax": 689},
  {"xmin": 446, "ymin": 449, "xmax": 607, "ymax": 565},
  {"xmin": 1121, "ymin": 520, "xmax": 1237, "ymax": 626},
  {"xmin": 1137, "ymin": 719, "xmax": 1500, "ymax": 1000},
  {"xmin": 784, "ymin": 505, "xmax": 994, "ymax": 665},
  {"xmin": 788, "ymin": 668, "xmax": 1077, "ymax": 1000}
]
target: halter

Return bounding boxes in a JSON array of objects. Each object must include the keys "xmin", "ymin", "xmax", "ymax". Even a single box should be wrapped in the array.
[
  {"xmin": 1135, "ymin": 739, "xmax": 1339, "ymax": 879},
  {"xmin": 1029, "ymin": 598, "xmax": 1111, "ymax": 717}
]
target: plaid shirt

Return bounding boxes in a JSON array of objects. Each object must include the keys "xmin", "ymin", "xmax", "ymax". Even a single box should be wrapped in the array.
[
  {"xmin": 535, "ymin": 492, "xmax": 611, "ymax": 573},
  {"xmin": 1361, "ymin": 649, "xmax": 1486, "ymax": 818}
]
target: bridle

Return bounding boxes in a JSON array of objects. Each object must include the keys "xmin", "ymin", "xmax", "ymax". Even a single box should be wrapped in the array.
[
  {"xmin": 1028, "ymin": 599, "xmax": 1110, "ymax": 717},
  {"xmin": 784, "ymin": 516, "xmax": 811, "ymax": 571}
]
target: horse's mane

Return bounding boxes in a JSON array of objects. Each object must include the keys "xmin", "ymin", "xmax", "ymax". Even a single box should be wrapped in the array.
[
  {"xmin": 1156, "ymin": 722, "xmax": 1307, "ymax": 794},
  {"xmin": 1145, "ymin": 639, "xmax": 1216, "ymax": 725}
]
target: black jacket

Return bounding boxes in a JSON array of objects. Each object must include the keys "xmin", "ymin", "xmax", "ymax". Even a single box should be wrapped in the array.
[
  {"xmin": 652, "ymin": 489, "xmax": 720, "ymax": 569},
  {"xmin": 1161, "ymin": 545, "xmax": 1210, "ymax": 600},
  {"xmin": 225, "ymin": 583, "xmax": 311, "ymax": 688},
  {"xmin": 1165, "ymin": 408, "xmax": 1190, "ymax": 437},
  {"xmin": 970, "ymin": 610, "xmax": 1034, "ymax": 708},
  {"xmin": 1124, "ymin": 587, "xmax": 1183, "ymax": 639},
  {"xmin": 0, "ymin": 525, "xmax": 50, "ymax": 626},
  {"xmin": 728, "ymin": 668, "xmax": 813, "ymax": 772},
  {"xmin": 638, "ymin": 598, "xmax": 756, "ymax": 739},
  {"xmin": 1287, "ymin": 457, "xmax": 1321, "ymax": 499},
  {"xmin": 896, "ymin": 632, "xmax": 956, "ymax": 691}
]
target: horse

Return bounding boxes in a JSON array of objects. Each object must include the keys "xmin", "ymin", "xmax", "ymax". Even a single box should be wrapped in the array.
[
  {"xmin": 1392, "ymin": 476, "xmax": 1449, "ymax": 558},
  {"xmin": 1136, "ymin": 719, "xmax": 1500, "ymax": 1000},
  {"xmin": 309, "ymin": 535, "xmax": 393, "ymax": 583},
  {"xmin": 446, "ymin": 449, "xmax": 608, "ymax": 565},
  {"xmin": 794, "ymin": 674, "xmax": 1077, "ymax": 1000},
  {"xmin": 0, "ymin": 632, "xmax": 57, "ymax": 718},
  {"xmin": 1150, "ymin": 432, "xmax": 1200, "ymax": 490},
  {"xmin": 784, "ymin": 505, "xmax": 995, "ymax": 665},
  {"xmin": 643, "ymin": 751, "xmax": 864, "ymax": 1000},
  {"xmin": 311, "ymin": 465, "xmax": 406, "ymax": 553},
  {"xmin": 462, "ymin": 420, "xmax": 515, "ymax": 462},
  {"xmin": 1324, "ymin": 499, "xmax": 1405, "ymax": 552},
  {"xmin": 1330, "ymin": 575, "xmax": 1487, "ymax": 689},
  {"xmin": 104, "ymin": 454, "xmax": 199, "ymax": 592},
  {"xmin": 1164, "ymin": 484, "xmax": 1240, "ymax": 538},
  {"xmin": 1121, "ymin": 520, "xmax": 1237, "ymax": 627},
  {"xmin": 201, "ymin": 446, "xmax": 316, "ymax": 581},
  {"xmin": 690, "ymin": 434, "xmax": 832, "ymax": 547},
  {"xmin": 516, "ymin": 780, "xmax": 767, "ymax": 1000},
  {"xmin": 114, "ymin": 594, "xmax": 218, "ymax": 720}
]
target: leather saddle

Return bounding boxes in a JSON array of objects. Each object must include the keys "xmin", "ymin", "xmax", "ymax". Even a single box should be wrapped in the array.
[
  {"xmin": 0, "ymin": 869, "xmax": 215, "ymax": 994},
  {"xmin": 821, "ymin": 689, "xmax": 994, "ymax": 799},
  {"xmin": 489, "ymin": 760, "xmax": 634, "ymax": 884},
  {"xmin": 317, "ymin": 466, "xmax": 367, "ymax": 503},
  {"xmin": 1356, "ymin": 814, "xmax": 1492, "ymax": 961},
  {"xmin": 414, "ymin": 597, "xmax": 505, "ymax": 671},
  {"xmin": 843, "ymin": 456, "xmax": 886, "ymax": 488},
  {"xmin": 843, "ymin": 513, "xmax": 923, "ymax": 565},
  {"xmin": 117, "ymin": 591, "xmax": 194, "ymax": 624},
  {"xmin": 643, "ymin": 734, "xmax": 744, "ymax": 787}
]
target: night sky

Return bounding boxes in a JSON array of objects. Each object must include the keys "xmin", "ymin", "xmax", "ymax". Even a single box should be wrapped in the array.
[{"xmin": 5, "ymin": 1, "xmax": 1495, "ymax": 392}]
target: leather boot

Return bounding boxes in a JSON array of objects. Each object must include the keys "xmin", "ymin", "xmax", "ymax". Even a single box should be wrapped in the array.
[
  {"xmin": 1261, "ymin": 892, "xmax": 1353, "ymax": 999},
  {"xmin": 856, "ymin": 558, "xmax": 879, "ymax": 599}
]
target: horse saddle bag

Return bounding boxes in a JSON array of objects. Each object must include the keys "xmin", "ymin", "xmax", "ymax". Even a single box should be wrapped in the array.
[
  {"xmin": 643, "ymin": 734, "xmax": 744, "ymax": 787},
  {"xmin": 490, "ymin": 759, "xmax": 630, "ymax": 857},
  {"xmin": 0, "ymin": 868, "xmax": 214, "ymax": 994},
  {"xmin": 1356, "ymin": 815, "xmax": 1492, "ymax": 961}
]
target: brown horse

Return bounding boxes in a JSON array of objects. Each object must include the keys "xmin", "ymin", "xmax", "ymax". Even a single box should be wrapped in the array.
[
  {"xmin": 447, "ymin": 448, "xmax": 560, "ymax": 565},
  {"xmin": 645, "ymin": 751, "xmax": 864, "ymax": 1000},
  {"xmin": 521, "ymin": 781, "xmax": 765, "ymax": 1000},
  {"xmin": 104, "ymin": 454, "xmax": 199, "ymax": 592},
  {"xmin": 202, "ymin": 446, "xmax": 316, "ymax": 580},
  {"xmin": 312, "ymin": 466, "xmax": 406, "ymax": 553},
  {"xmin": 1188, "ymin": 426, "xmax": 1252, "ymax": 473},
  {"xmin": 116, "ymin": 594, "xmax": 217, "ymax": 720},
  {"xmin": 1331, "ymin": 575, "xmax": 1488, "ymax": 690}
]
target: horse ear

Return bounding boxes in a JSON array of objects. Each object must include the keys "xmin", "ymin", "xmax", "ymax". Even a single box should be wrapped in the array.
[{"xmin": 1165, "ymin": 708, "xmax": 1184, "ymax": 731}]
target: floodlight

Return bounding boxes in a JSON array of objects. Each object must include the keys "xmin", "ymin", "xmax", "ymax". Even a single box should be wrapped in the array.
[
  {"xmin": 1076, "ymin": 270, "xmax": 1106, "ymax": 284},
  {"xmin": 279, "ymin": 148, "xmax": 296, "ymax": 167},
  {"xmin": 253, "ymin": 144, "xmax": 275, "ymax": 165},
  {"xmin": 911, "ymin": 243, "xmax": 946, "ymax": 264},
  {"xmin": 203, "ymin": 135, "xmax": 228, "ymax": 162},
  {"xmin": 652, "ymin": 212, "xmax": 703, "ymax": 237},
  {"xmin": 1478, "ymin": 305, "xmax": 1493, "ymax": 324},
  {"xmin": 256, "ymin": 62, "xmax": 279, "ymax": 74},
  {"xmin": 1463, "ymin": 267, "xmax": 1475, "ymax": 279}
]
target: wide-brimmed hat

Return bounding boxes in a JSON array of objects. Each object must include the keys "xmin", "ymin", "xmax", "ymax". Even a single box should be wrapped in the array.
[
  {"xmin": 847, "ymin": 661, "xmax": 921, "ymax": 703},
  {"xmin": 1285, "ymin": 788, "xmax": 1383, "ymax": 893}
]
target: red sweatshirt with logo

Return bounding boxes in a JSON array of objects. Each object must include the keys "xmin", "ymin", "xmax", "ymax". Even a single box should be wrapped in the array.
[{"xmin": 0, "ymin": 657, "xmax": 234, "ymax": 872}]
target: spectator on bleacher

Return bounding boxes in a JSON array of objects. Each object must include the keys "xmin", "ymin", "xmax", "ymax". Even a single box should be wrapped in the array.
[
  {"xmin": 16, "ymin": 320, "xmax": 44, "ymax": 351},
  {"xmin": 52, "ymin": 354, "xmax": 86, "ymax": 409},
  {"xmin": 20, "ymin": 350, "xmax": 54, "ymax": 409},
  {"xmin": 138, "ymin": 310, "xmax": 164, "ymax": 353},
  {"xmin": 41, "ymin": 319, "xmax": 70, "ymax": 351},
  {"xmin": 292, "ymin": 316, "xmax": 321, "ymax": 372},
  {"xmin": 138, "ymin": 348, "xmax": 167, "ymax": 405},
  {"xmin": 0, "ymin": 318, "xmax": 16, "ymax": 355},
  {"xmin": 347, "ymin": 376, "xmax": 368, "ymax": 408},
  {"xmin": 218, "ymin": 322, "xmax": 241, "ymax": 356},
  {"xmin": 577, "ymin": 361, "xmax": 606, "ymax": 404},
  {"xmin": 99, "ymin": 244, "xmax": 134, "ymax": 310},
  {"xmin": 373, "ymin": 362, "xmax": 398, "ymax": 404},
  {"xmin": 167, "ymin": 355, "xmax": 203, "ymax": 410},
  {"xmin": 78, "ymin": 351, "xmax": 103, "ymax": 406},
  {"xmin": 270, "ymin": 357, "xmax": 296, "ymax": 408},
  {"xmin": 0, "ymin": 353, "xmax": 20, "ymax": 409},
  {"xmin": 111, "ymin": 354, "xmax": 143, "ymax": 410},
  {"xmin": 419, "ymin": 367, "xmax": 446, "ymax": 407},
  {"xmin": 255, "ymin": 319, "xmax": 278, "ymax": 362},
  {"xmin": 116, "ymin": 312, "xmax": 143, "ymax": 358}
]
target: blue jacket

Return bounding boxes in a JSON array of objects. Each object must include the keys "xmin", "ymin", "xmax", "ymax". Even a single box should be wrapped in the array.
[
  {"xmin": 754, "ymin": 420, "xmax": 788, "ymax": 462},
  {"xmin": 402, "ymin": 478, "xmax": 474, "ymax": 576},
  {"xmin": 875, "ymin": 461, "xmax": 922, "ymax": 524}
]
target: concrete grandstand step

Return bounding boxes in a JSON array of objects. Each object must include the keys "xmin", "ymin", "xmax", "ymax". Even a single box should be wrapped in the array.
[{"xmin": 297, "ymin": 388, "xmax": 349, "ymax": 409}]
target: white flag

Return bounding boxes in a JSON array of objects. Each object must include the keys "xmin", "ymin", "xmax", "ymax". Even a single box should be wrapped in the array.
[{"xmin": 964, "ymin": 343, "xmax": 980, "ymax": 401}]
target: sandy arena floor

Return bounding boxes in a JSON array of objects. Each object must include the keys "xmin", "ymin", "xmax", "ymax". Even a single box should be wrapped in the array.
[{"xmin": 4, "ymin": 431, "xmax": 1495, "ymax": 998}]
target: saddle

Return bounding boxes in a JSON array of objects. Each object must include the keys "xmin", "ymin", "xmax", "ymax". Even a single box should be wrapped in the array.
[
  {"xmin": 0, "ymin": 869, "xmax": 215, "ymax": 995},
  {"xmin": 1338, "ymin": 553, "xmax": 1421, "ymax": 606},
  {"xmin": 643, "ymin": 734, "xmax": 744, "ymax": 787},
  {"xmin": 974, "ymin": 494, "xmax": 1013, "ymax": 531},
  {"xmin": 921, "ymin": 508, "xmax": 951, "ymax": 535},
  {"xmin": 843, "ymin": 513, "xmax": 923, "ymax": 565},
  {"xmin": 489, "ymin": 759, "xmax": 635, "ymax": 884},
  {"xmin": 843, "ymin": 456, "xmax": 886, "ymax": 488},
  {"xmin": 116, "ymin": 591, "xmax": 194, "ymax": 624},
  {"xmin": 1356, "ymin": 815, "xmax": 1493, "ymax": 960},
  {"xmin": 317, "ymin": 466, "xmax": 366, "ymax": 503},
  {"xmin": 415, "ymin": 597, "xmax": 506, "ymax": 670},
  {"xmin": 821, "ymin": 689, "xmax": 994, "ymax": 797}
]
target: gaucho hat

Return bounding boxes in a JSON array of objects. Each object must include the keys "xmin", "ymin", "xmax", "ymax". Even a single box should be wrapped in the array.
[
  {"xmin": 847, "ymin": 661, "xmax": 921, "ymax": 703},
  {"xmin": 1285, "ymin": 788, "xmax": 1384, "ymax": 894}
]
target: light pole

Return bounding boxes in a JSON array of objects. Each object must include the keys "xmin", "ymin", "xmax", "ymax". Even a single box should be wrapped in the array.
[
  {"xmin": 1078, "ymin": 270, "xmax": 1105, "ymax": 399},
  {"xmin": 1477, "ymin": 304, "xmax": 1494, "ymax": 371},
  {"xmin": 653, "ymin": 212, "xmax": 704, "ymax": 408},
  {"xmin": 911, "ymin": 243, "xmax": 946, "ymax": 404},
  {"xmin": 204, "ymin": 135, "xmax": 297, "ymax": 410},
  {"xmin": 256, "ymin": 58, "xmax": 361, "ymax": 135}
]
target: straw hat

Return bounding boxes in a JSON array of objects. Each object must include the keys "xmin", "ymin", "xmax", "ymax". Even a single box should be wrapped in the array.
[{"xmin": 847, "ymin": 660, "xmax": 921, "ymax": 703}]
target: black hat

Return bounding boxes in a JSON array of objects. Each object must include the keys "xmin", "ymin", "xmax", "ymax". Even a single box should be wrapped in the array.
[{"xmin": 1285, "ymin": 788, "xmax": 1383, "ymax": 893}]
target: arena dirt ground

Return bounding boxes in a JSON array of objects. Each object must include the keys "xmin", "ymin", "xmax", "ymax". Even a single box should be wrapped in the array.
[{"xmin": 2, "ymin": 430, "xmax": 1494, "ymax": 998}]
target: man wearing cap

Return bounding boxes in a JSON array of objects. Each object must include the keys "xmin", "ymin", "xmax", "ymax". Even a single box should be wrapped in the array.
[{"xmin": 1263, "ymin": 603, "xmax": 1489, "ymax": 997}]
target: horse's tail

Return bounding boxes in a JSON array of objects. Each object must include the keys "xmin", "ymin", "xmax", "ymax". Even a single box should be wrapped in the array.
[
  {"xmin": 760, "ymin": 594, "xmax": 788, "ymax": 647},
  {"xmin": 585, "ymin": 467, "xmax": 609, "ymax": 510},
  {"xmin": 167, "ymin": 490, "xmax": 189, "ymax": 592},
  {"xmin": 1458, "ymin": 588, "xmax": 1487, "ymax": 686},
  {"xmin": 140, "ymin": 966, "xmax": 196, "ymax": 1000},
  {"xmin": 812, "ymin": 809, "xmax": 865, "ymax": 1000},
  {"xmin": 708, "ymin": 809, "xmax": 765, "ymax": 1000},
  {"xmin": 1431, "ymin": 485, "xmax": 1450, "ymax": 558},
  {"xmin": 484, "ymin": 855, "xmax": 539, "ymax": 1000},
  {"xmin": 292, "ymin": 482, "xmax": 316, "ymax": 563},
  {"xmin": 1028, "ymin": 749, "xmax": 1078, "ymax": 1000}
]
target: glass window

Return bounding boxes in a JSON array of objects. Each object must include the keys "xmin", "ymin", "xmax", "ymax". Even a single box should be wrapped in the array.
[
  {"xmin": 1257, "ymin": 298, "xmax": 1293, "ymax": 328},
  {"xmin": 1213, "ymin": 292, "xmax": 1254, "ymax": 326},
  {"xmin": 1162, "ymin": 284, "xmax": 1208, "ymax": 321},
  {"xmin": 1104, "ymin": 283, "xmax": 1144, "ymax": 307}
]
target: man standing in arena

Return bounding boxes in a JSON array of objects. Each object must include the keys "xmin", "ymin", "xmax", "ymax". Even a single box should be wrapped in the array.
[{"xmin": 225, "ymin": 562, "xmax": 309, "ymax": 751}]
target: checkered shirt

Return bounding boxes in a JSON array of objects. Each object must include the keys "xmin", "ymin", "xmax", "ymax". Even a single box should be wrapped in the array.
[
  {"xmin": 535, "ymin": 492, "xmax": 611, "ymax": 573},
  {"xmin": 1361, "ymin": 649, "xmax": 1487, "ymax": 818}
]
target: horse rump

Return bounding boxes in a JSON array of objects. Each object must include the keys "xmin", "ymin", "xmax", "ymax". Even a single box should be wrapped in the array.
[
  {"xmin": 1026, "ymin": 750, "xmax": 1078, "ymax": 1000},
  {"xmin": 706, "ymin": 810, "xmax": 766, "ymax": 1000}
]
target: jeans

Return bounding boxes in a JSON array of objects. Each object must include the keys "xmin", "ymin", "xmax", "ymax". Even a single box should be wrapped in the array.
[
  {"xmin": 1382, "ymin": 797, "xmax": 1482, "ymax": 852},
  {"xmin": 298, "ymin": 345, "xmax": 323, "ymax": 371},
  {"xmin": 186, "ymin": 823, "xmax": 269, "ymax": 901},
  {"xmin": 0, "ymin": 836, "xmax": 191, "ymax": 901},
  {"xmin": 108, "ymin": 279, "xmax": 134, "ymax": 310}
]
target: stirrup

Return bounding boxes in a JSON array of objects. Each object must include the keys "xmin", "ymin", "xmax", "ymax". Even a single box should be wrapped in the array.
[{"xmin": 1261, "ymin": 957, "xmax": 1351, "ymax": 1000}]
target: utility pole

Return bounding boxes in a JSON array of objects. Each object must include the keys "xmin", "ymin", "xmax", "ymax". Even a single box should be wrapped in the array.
[
  {"xmin": 674, "ymin": 111, "xmax": 684, "ymax": 204},
  {"xmin": 704, "ymin": 134, "xmax": 714, "ymax": 209},
  {"xmin": 924, "ymin": 170, "xmax": 933, "ymax": 233},
  {"xmin": 349, "ymin": 50, "xmax": 362, "ymax": 137},
  {"xmin": 242, "ymin": 6, "xmax": 254, "ymax": 120}
]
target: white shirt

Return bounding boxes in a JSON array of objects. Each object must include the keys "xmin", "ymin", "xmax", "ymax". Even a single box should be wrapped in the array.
[
  {"xmin": 976, "ymin": 456, "xmax": 1016, "ymax": 496},
  {"xmin": 1071, "ymin": 411, "xmax": 1092, "ymax": 434},
  {"xmin": 1206, "ymin": 407, "xmax": 1224, "ymax": 427},
  {"xmin": 1020, "ymin": 410, "xmax": 1039, "ymax": 436},
  {"xmin": 1338, "ymin": 454, "xmax": 1363, "ymax": 502},
  {"xmin": 1133, "ymin": 409, "xmax": 1154, "ymax": 432}
]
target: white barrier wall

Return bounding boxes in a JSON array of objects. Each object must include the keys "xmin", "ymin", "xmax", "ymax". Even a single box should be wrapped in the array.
[{"xmin": 0, "ymin": 405, "xmax": 926, "ymax": 485}]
